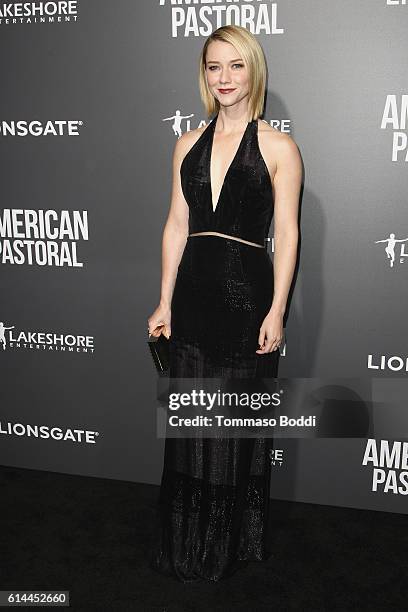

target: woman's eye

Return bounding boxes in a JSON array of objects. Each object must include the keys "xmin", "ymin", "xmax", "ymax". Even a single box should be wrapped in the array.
[{"xmin": 208, "ymin": 64, "xmax": 244, "ymax": 71}]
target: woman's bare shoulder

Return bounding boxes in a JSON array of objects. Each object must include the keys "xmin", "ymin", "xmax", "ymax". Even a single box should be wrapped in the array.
[
  {"xmin": 257, "ymin": 118, "xmax": 297, "ymax": 146},
  {"xmin": 258, "ymin": 119, "xmax": 300, "ymax": 157},
  {"xmin": 257, "ymin": 119, "xmax": 301, "ymax": 181}
]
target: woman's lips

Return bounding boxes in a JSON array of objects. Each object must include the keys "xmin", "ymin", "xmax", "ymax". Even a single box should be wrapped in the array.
[{"xmin": 218, "ymin": 88, "xmax": 236, "ymax": 94}]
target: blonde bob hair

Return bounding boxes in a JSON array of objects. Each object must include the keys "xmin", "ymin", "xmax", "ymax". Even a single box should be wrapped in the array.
[{"xmin": 198, "ymin": 25, "xmax": 268, "ymax": 121}]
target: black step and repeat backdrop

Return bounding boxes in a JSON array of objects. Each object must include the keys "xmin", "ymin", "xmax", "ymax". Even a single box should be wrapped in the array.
[{"xmin": 1, "ymin": 1, "xmax": 407, "ymax": 514}]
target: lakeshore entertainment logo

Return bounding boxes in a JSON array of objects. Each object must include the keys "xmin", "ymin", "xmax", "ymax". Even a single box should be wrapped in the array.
[
  {"xmin": 0, "ymin": 119, "xmax": 83, "ymax": 137},
  {"xmin": 0, "ymin": 420, "xmax": 99, "ymax": 443},
  {"xmin": 386, "ymin": 0, "xmax": 407, "ymax": 5},
  {"xmin": 367, "ymin": 354, "xmax": 408, "ymax": 373},
  {"xmin": 0, "ymin": 208, "xmax": 88, "ymax": 267},
  {"xmin": 158, "ymin": 0, "xmax": 284, "ymax": 38},
  {"xmin": 362, "ymin": 439, "xmax": 408, "ymax": 495},
  {"xmin": 380, "ymin": 95, "xmax": 408, "ymax": 161},
  {"xmin": 0, "ymin": 1, "xmax": 79, "ymax": 26},
  {"xmin": 163, "ymin": 109, "xmax": 292, "ymax": 138},
  {"xmin": 0, "ymin": 319, "xmax": 95, "ymax": 354},
  {"xmin": 374, "ymin": 232, "xmax": 408, "ymax": 268},
  {"xmin": 163, "ymin": 110, "xmax": 195, "ymax": 138}
]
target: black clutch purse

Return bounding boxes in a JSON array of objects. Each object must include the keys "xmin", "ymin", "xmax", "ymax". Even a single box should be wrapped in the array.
[{"xmin": 147, "ymin": 333, "xmax": 170, "ymax": 375}]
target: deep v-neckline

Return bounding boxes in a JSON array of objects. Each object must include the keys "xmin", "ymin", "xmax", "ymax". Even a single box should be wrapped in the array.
[{"xmin": 208, "ymin": 113, "xmax": 253, "ymax": 214}]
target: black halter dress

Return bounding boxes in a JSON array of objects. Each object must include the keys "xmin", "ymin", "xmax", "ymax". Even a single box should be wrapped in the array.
[{"xmin": 150, "ymin": 113, "xmax": 279, "ymax": 582}]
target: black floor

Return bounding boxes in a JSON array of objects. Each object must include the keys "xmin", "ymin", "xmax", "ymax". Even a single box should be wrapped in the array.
[{"xmin": 0, "ymin": 464, "xmax": 406, "ymax": 612}]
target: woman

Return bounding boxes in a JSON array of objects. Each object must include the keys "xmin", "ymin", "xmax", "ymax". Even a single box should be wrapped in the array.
[{"xmin": 148, "ymin": 25, "xmax": 301, "ymax": 582}]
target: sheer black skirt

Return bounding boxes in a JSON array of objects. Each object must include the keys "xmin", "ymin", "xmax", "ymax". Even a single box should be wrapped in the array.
[{"xmin": 149, "ymin": 236, "xmax": 279, "ymax": 582}]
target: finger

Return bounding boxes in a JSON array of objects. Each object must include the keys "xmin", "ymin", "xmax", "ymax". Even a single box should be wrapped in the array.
[
  {"xmin": 258, "ymin": 328, "xmax": 265, "ymax": 348},
  {"xmin": 271, "ymin": 338, "xmax": 282, "ymax": 352},
  {"xmin": 263, "ymin": 337, "xmax": 275, "ymax": 353},
  {"xmin": 273, "ymin": 335, "xmax": 283, "ymax": 350},
  {"xmin": 260, "ymin": 334, "xmax": 278, "ymax": 353},
  {"xmin": 256, "ymin": 341, "xmax": 269, "ymax": 354},
  {"xmin": 149, "ymin": 318, "xmax": 164, "ymax": 327}
]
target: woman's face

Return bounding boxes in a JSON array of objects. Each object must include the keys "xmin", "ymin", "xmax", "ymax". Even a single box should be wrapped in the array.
[{"xmin": 205, "ymin": 40, "xmax": 250, "ymax": 109}]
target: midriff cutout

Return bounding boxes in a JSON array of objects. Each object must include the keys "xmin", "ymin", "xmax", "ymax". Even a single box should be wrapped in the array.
[{"xmin": 189, "ymin": 232, "xmax": 264, "ymax": 249}]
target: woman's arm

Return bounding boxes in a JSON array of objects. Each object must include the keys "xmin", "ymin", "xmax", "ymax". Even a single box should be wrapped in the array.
[
  {"xmin": 269, "ymin": 134, "xmax": 302, "ymax": 317},
  {"xmin": 148, "ymin": 132, "xmax": 192, "ymax": 338},
  {"xmin": 257, "ymin": 132, "xmax": 302, "ymax": 353},
  {"xmin": 159, "ymin": 136, "xmax": 190, "ymax": 308}
]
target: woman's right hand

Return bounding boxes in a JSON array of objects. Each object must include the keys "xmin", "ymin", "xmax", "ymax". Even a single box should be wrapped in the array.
[{"xmin": 147, "ymin": 303, "xmax": 171, "ymax": 339}]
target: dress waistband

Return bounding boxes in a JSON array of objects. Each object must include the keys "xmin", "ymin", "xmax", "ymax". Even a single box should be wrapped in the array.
[{"xmin": 188, "ymin": 232, "xmax": 265, "ymax": 249}]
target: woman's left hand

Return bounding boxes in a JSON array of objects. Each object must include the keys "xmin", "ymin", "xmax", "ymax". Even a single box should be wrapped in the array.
[{"xmin": 256, "ymin": 311, "xmax": 284, "ymax": 354}]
